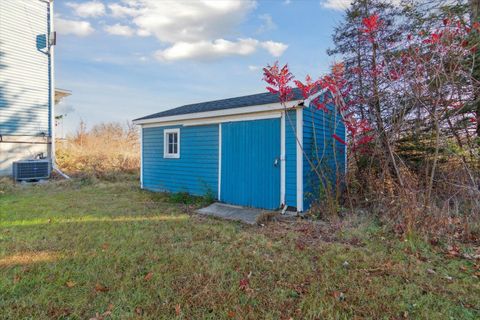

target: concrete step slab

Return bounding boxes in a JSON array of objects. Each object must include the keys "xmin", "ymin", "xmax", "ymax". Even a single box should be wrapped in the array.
[{"xmin": 196, "ymin": 202, "xmax": 279, "ymax": 225}]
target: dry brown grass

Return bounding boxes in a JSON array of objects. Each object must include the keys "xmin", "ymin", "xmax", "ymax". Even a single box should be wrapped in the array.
[
  {"xmin": 340, "ymin": 158, "xmax": 480, "ymax": 244},
  {"xmin": 56, "ymin": 121, "xmax": 140, "ymax": 180}
]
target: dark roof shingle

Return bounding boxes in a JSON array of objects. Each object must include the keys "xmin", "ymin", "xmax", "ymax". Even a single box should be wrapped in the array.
[{"xmin": 134, "ymin": 88, "xmax": 303, "ymax": 121}]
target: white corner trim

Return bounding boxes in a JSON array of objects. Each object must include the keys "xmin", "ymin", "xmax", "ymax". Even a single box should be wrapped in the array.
[
  {"xmin": 296, "ymin": 108, "xmax": 304, "ymax": 212},
  {"xmin": 218, "ymin": 124, "xmax": 222, "ymax": 200},
  {"xmin": 49, "ymin": 0, "xmax": 55, "ymax": 164},
  {"xmin": 163, "ymin": 128, "xmax": 180, "ymax": 159},
  {"xmin": 133, "ymin": 101, "xmax": 302, "ymax": 126},
  {"xmin": 280, "ymin": 111, "xmax": 286, "ymax": 206},
  {"xmin": 140, "ymin": 126, "xmax": 144, "ymax": 189},
  {"xmin": 304, "ymin": 88, "xmax": 329, "ymax": 109}
]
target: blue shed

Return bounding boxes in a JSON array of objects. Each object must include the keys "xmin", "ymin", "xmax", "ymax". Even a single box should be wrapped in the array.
[{"xmin": 134, "ymin": 88, "xmax": 346, "ymax": 212}]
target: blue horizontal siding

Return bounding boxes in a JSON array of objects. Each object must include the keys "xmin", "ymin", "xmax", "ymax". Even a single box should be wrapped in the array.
[
  {"xmin": 285, "ymin": 110, "xmax": 297, "ymax": 208},
  {"xmin": 303, "ymin": 98, "xmax": 346, "ymax": 210},
  {"xmin": 142, "ymin": 125, "xmax": 219, "ymax": 197}
]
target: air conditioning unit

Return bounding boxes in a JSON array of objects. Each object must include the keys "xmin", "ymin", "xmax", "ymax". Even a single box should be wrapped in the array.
[{"xmin": 12, "ymin": 160, "xmax": 51, "ymax": 181}]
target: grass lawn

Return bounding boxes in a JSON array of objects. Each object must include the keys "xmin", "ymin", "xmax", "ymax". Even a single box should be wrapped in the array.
[{"xmin": 0, "ymin": 179, "xmax": 479, "ymax": 319}]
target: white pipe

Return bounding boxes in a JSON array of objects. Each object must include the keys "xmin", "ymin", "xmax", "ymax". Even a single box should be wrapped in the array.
[
  {"xmin": 53, "ymin": 167, "xmax": 70, "ymax": 179},
  {"xmin": 48, "ymin": 0, "xmax": 70, "ymax": 180},
  {"xmin": 49, "ymin": 0, "xmax": 55, "ymax": 164}
]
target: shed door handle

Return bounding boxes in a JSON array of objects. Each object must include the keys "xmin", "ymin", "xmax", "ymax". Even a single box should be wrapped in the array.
[{"xmin": 274, "ymin": 158, "xmax": 279, "ymax": 167}]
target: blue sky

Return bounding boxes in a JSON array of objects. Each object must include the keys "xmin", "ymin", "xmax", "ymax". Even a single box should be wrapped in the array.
[{"xmin": 54, "ymin": 0, "xmax": 349, "ymax": 134}]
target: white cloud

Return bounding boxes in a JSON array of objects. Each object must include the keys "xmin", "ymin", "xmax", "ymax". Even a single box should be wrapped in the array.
[
  {"xmin": 108, "ymin": 0, "xmax": 288, "ymax": 61},
  {"xmin": 248, "ymin": 65, "xmax": 260, "ymax": 71},
  {"xmin": 321, "ymin": 0, "xmax": 351, "ymax": 10},
  {"xmin": 67, "ymin": 1, "xmax": 106, "ymax": 18},
  {"xmin": 136, "ymin": 29, "xmax": 151, "ymax": 37},
  {"xmin": 108, "ymin": 3, "xmax": 139, "ymax": 18},
  {"xmin": 260, "ymin": 41, "xmax": 288, "ymax": 57},
  {"xmin": 55, "ymin": 17, "xmax": 94, "ymax": 37},
  {"xmin": 110, "ymin": 0, "xmax": 256, "ymax": 43},
  {"xmin": 283, "ymin": 0, "xmax": 292, "ymax": 4},
  {"xmin": 155, "ymin": 38, "xmax": 259, "ymax": 62},
  {"xmin": 321, "ymin": 0, "xmax": 400, "ymax": 10},
  {"xmin": 155, "ymin": 38, "xmax": 287, "ymax": 62},
  {"xmin": 257, "ymin": 14, "xmax": 276, "ymax": 33},
  {"xmin": 105, "ymin": 23, "xmax": 135, "ymax": 36}
]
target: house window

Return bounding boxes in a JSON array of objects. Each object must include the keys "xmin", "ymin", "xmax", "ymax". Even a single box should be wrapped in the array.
[{"xmin": 164, "ymin": 129, "xmax": 180, "ymax": 158}]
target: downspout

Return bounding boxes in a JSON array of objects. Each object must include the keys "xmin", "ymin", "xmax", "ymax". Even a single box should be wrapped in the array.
[{"xmin": 48, "ymin": 0, "xmax": 69, "ymax": 179}]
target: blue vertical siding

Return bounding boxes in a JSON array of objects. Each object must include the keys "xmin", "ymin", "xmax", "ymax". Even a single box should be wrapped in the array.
[
  {"xmin": 303, "ymin": 98, "xmax": 346, "ymax": 210},
  {"xmin": 221, "ymin": 119, "xmax": 280, "ymax": 210},
  {"xmin": 285, "ymin": 110, "xmax": 297, "ymax": 208},
  {"xmin": 142, "ymin": 125, "xmax": 219, "ymax": 196}
]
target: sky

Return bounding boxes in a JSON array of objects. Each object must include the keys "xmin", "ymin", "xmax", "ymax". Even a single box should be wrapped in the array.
[{"xmin": 54, "ymin": 0, "xmax": 351, "ymax": 134}]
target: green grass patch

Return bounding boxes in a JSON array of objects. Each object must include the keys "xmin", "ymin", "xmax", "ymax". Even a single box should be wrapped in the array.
[{"xmin": 0, "ymin": 180, "xmax": 478, "ymax": 319}]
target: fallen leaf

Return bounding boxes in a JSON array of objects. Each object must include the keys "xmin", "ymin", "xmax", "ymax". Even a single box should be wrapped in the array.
[
  {"xmin": 227, "ymin": 310, "xmax": 236, "ymax": 318},
  {"xmin": 135, "ymin": 307, "xmax": 143, "ymax": 315},
  {"xmin": 144, "ymin": 272, "xmax": 153, "ymax": 281},
  {"xmin": 295, "ymin": 240, "xmax": 305, "ymax": 251},
  {"xmin": 95, "ymin": 283, "xmax": 109, "ymax": 292},
  {"xmin": 101, "ymin": 243, "xmax": 110, "ymax": 251},
  {"xmin": 175, "ymin": 304, "xmax": 181, "ymax": 316},
  {"xmin": 332, "ymin": 291, "xmax": 345, "ymax": 301},
  {"xmin": 459, "ymin": 265, "xmax": 468, "ymax": 272},
  {"xmin": 66, "ymin": 280, "xmax": 76, "ymax": 288},
  {"xmin": 239, "ymin": 278, "xmax": 250, "ymax": 291},
  {"xmin": 107, "ymin": 304, "xmax": 114, "ymax": 311},
  {"xmin": 446, "ymin": 245, "xmax": 460, "ymax": 258},
  {"xmin": 13, "ymin": 274, "xmax": 21, "ymax": 284}
]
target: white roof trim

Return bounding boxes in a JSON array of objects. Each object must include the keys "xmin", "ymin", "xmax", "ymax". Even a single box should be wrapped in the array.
[{"xmin": 133, "ymin": 100, "xmax": 302, "ymax": 125}]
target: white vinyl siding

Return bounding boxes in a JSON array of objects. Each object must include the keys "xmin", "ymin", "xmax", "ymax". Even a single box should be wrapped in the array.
[{"xmin": 0, "ymin": 0, "xmax": 51, "ymax": 136}]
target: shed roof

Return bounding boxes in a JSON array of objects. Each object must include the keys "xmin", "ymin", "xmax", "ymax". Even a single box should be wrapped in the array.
[{"xmin": 134, "ymin": 88, "xmax": 303, "ymax": 122}]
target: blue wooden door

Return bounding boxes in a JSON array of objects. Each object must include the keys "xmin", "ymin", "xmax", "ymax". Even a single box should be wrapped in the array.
[{"xmin": 221, "ymin": 118, "xmax": 281, "ymax": 210}]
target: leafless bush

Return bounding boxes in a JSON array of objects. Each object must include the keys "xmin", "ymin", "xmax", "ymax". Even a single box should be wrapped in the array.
[{"xmin": 56, "ymin": 121, "xmax": 140, "ymax": 180}]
